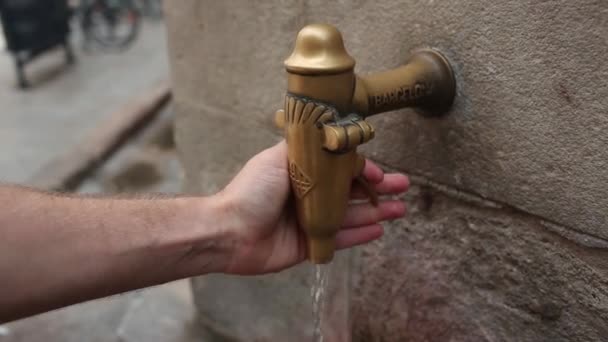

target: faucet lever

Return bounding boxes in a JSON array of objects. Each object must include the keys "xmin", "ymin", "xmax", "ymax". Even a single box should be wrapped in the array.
[{"xmin": 321, "ymin": 116, "xmax": 375, "ymax": 152}]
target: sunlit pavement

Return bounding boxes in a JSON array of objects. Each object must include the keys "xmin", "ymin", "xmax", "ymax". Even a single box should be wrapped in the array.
[{"xmin": 0, "ymin": 20, "xmax": 168, "ymax": 185}]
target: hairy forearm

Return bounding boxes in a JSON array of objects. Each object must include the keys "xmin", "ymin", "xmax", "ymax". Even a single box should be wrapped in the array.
[{"xmin": 0, "ymin": 186, "xmax": 231, "ymax": 323}]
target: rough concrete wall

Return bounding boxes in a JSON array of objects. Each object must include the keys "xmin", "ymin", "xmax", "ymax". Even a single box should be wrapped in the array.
[
  {"xmin": 353, "ymin": 184, "xmax": 608, "ymax": 341},
  {"xmin": 165, "ymin": 0, "xmax": 608, "ymax": 340}
]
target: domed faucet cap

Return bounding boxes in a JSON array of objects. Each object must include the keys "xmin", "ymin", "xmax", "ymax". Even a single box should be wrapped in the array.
[{"xmin": 285, "ymin": 24, "xmax": 355, "ymax": 75}]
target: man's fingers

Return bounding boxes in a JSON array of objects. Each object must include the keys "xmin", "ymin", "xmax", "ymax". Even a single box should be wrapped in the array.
[
  {"xmin": 362, "ymin": 159, "xmax": 384, "ymax": 184},
  {"xmin": 342, "ymin": 200, "xmax": 406, "ymax": 228},
  {"xmin": 373, "ymin": 173, "xmax": 410, "ymax": 194},
  {"xmin": 335, "ymin": 224, "xmax": 384, "ymax": 250},
  {"xmin": 351, "ymin": 174, "xmax": 410, "ymax": 199}
]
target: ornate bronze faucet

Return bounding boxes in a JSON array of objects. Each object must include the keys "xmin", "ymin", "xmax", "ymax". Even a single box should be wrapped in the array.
[{"xmin": 275, "ymin": 23, "xmax": 456, "ymax": 263}]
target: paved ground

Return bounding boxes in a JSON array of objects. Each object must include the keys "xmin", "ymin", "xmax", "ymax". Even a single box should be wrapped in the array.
[
  {"xmin": 1, "ymin": 280, "xmax": 201, "ymax": 342},
  {"xmin": 0, "ymin": 19, "xmax": 169, "ymax": 185}
]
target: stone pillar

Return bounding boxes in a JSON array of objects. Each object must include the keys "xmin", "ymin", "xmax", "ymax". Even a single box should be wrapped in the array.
[{"xmin": 164, "ymin": 0, "xmax": 608, "ymax": 340}]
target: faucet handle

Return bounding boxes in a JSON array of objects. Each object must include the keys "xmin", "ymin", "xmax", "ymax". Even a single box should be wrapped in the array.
[
  {"xmin": 321, "ymin": 118, "xmax": 375, "ymax": 152},
  {"xmin": 275, "ymin": 108, "xmax": 376, "ymax": 153},
  {"xmin": 275, "ymin": 109, "xmax": 286, "ymax": 129}
]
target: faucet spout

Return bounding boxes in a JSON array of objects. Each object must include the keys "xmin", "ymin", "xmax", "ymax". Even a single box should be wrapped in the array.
[{"xmin": 353, "ymin": 50, "xmax": 456, "ymax": 117}]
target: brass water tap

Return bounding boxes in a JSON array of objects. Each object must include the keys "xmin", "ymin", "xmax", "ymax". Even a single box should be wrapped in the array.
[{"xmin": 275, "ymin": 24, "xmax": 456, "ymax": 264}]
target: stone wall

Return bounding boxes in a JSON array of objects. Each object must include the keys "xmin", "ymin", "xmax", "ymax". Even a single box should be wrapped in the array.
[{"xmin": 164, "ymin": 0, "xmax": 608, "ymax": 340}]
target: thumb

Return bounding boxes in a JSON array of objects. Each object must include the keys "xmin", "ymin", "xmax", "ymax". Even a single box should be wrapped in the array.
[{"xmin": 253, "ymin": 140, "xmax": 288, "ymax": 170}]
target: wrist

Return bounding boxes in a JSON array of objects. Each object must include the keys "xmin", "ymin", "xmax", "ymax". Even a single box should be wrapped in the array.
[{"xmin": 166, "ymin": 194, "xmax": 237, "ymax": 277}]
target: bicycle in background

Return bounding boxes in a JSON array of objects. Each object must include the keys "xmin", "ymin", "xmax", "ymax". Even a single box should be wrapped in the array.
[
  {"xmin": 0, "ymin": 0, "xmax": 74, "ymax": 88},
  {"xmin": 136, "ymin": 0, "xmax": 162, "ymax": 19},
  {"xmin": 71, "ymin": 0, "xmax": 140, "ymax": 50}
]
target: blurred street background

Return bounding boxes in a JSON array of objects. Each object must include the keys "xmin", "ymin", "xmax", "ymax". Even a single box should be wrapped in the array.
[
  {"xmin": 0, "ymin": 2, "xmax": 168, "ymax": 184},
  {"xmin": 0, "ymin": 1, "xmax": 208, "ymax": 341}
]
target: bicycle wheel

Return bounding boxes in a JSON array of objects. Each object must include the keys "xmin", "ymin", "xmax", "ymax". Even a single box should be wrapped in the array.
[
  {"xmin": 85, "ymin": 0, "xmax": 140, "ymax": 49},
  {"xmin": 142, "ymin": 0, "xmax": 162, "ymax": 19}
]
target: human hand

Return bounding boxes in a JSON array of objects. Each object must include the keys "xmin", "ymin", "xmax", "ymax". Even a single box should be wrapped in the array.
[{"xmin": 218, "ymin": 141, "xmax": 409, "ymax": 275}]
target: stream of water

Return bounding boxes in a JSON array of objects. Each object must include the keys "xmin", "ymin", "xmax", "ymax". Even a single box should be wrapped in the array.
[{"xmin": 311, "ymin": 264, "xmax": 331, "ymax": 342}]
